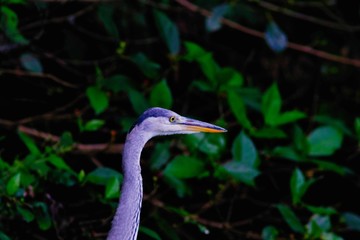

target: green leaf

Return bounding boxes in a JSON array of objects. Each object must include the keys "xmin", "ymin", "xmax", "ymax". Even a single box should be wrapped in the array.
[
  {"xmin": 0, "ymin": 6, "xmax": 28, "ymax": 44},
  {"xmin": 197, "ymin": 52, "xmax": 219, "ymax": 85},
  {"xmin": 150, "ymin": 79, "xmax": 173, "ymax": 109},
  {"xmin": 290, "ymin": 168, "xmax": 305, "ymax": 205},
  {"xmin": 206, "ymin": 4, "xmax": 229, "ymax": 32},
  {"xmin": 307, "ymin": 126, "xmax": 343, "ymax": 156},
  {"xmin": 78, "ymin": 170, "xmax": 86, "ymax": 182},
  {"xmin": 262, "ymin": 83, "xmax": 281, "ymax": 126},
  {"xmin": 86, "ymin": 86, "xmax": 109, "ymax": 115},
  {"xmin": 105, "ymin": 176, "xmax": 120, "ymax": 199},
  {"xmin": 86, "ymin": 167, "xmax": 123, "ymax": 186},
  {"xmin": 18, "ymin": 131, "xmax": 41, "ymax": 155},
  {"xmin": 185, "ymin": 132, "xmax": 226, "ymax": 157},
  {"xmin": 131, "ymin": 53, "xmax": 160, "ymax": 79},
  {"xmin": 218, "ymin": 67, "xmax": 244, "ymax": 91},
  {"xmin": 48, "ymin": 154, "xmax": 73, "ymax": 172},
  {"xmin": 192, "ymin": 80, "xmax": 214, "ymax": 92},
  {"xmin": 262, "ymin": 225, "xmax": 279, "ymax": 240},
  {"xmin": 150, "ymin": 142, "xmax": 171, "ymax": 171},
  {"xmin": 222, "ymin": 161, "xmax": 260, "ymax": 186},
  {"xmin": 139, "ymin": 226, "xmax": 162, "ymax": 240},
  {"xmin": 355, "ymin": 117, "xmax": 360, "ymax": 140},
  {"xmin": 273, "ymin": 146, "xmax": 303, "ymax": 162},
  {"xmin": 128, "ymin": 89, "xmax": 149, "ymax": 115},
  {"xmin": 312, "ymin": 159, "xmax": 350, "ymax": 175},
  {"xmin": 163, "ymin": 155, "xmax": 205, "ymax": 179},
  {"xmin": 97, "ymin": 4, "xmax": 119, "ymax": 39},
  {"xmin": 293, "ymin": 125, "xmax": 309, "ymax": 154},
  {"xmin": 83, "ymin": 119, "xmax": 105, "ymax": 131},
  {"xmin": 228, "ymin": 91, "xmax": 253, "ymax": 130},
  {"xmin": 34, "ymin": 202, "xmax": 51, "ymax": 230},
  {"xmin": 6, "ymin": 172, "xmax": 21, "ymax": 195},
  {"xmin": 153, "ymin": 10, "xmax": 180, "ymax": 55},
  {"xmin": 272, "ymin": 110, "xmax": 306, "ymax": 126},
  {"xmin": 232, "ymin": 131, "xmax": 257, "ymax": 166},
  {"xmin": 252, "ymin": 127, "xmax": 287, "ymax": 139},
  {"xmin": 17, "ymin": 206, "xmax": 35, "ymax": 222},
  {"xmin": 20, "ymin": 53, "xmax": 43, "ymax": 73},
  {"xmin": 305, "ymin": 205, "xmax": 337, "ymax": 216},
  {"xmin": 59, "ymin": 131, "xmax": 74, "ymax": 148},
  {"xmin": 306, "ymin": 215, "xmax": 331, "ymax": 238},
  {"xmin": 103, "ymin": 74, "xmax": 131, "ymax": 93},
  {"xmin": 0, "ymin": 231, "xmax": 11, "ymax": 240},
  {"xmin": 321, "ymin": 232, "xmax": 344, "ymax": 240},
  {"xmin": 343, "ymin": 212, "xmax": 360, "ymax": 232},
  {"xmin": 277, "ymin": 204, "xmax": 305, "ymax": 233},
  {"xmin": 164, "ymin": 175, "xmax": 190, "ymax": 198},
  {"xmin": 183, "ymin": 41, "xmax": 207, "ymax": 62}
]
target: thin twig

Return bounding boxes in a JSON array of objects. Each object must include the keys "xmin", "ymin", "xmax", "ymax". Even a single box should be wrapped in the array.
[
  {"xmin": 0, "ymin": 69, "xmax": 79, "ymax": 88},
  {"xmin": 175, "ymin": 0, "xmax": 360, "ymax": 68}
]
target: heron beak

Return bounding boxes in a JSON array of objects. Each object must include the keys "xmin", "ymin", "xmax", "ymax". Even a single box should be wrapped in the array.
[{"xmin": 179, "ymin": 117, "xmax": 227, "ymax": 133}]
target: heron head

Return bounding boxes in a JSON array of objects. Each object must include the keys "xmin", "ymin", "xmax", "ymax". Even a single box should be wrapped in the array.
[{"xmin": 129, "ymin": 107, "xmax": 226, "ymax": 137}]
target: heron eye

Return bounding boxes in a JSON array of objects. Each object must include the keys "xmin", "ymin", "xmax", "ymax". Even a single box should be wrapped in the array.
[{"xmin": 169, "ymin": 116, "xmax": 176, "ymax": 123}]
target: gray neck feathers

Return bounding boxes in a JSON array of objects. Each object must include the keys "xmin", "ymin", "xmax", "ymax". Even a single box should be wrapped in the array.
[{"xmin": 107, "ymin": 127, "xmax": 151, "ymax": 240}]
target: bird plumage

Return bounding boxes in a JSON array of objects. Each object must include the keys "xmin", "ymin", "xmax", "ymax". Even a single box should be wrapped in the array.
[{"xmin": 107, "ymin": 107, "xmax": 226, "ymax": 240}]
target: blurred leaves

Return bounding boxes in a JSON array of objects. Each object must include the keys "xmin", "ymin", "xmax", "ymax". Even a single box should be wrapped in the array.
[
  {"xmin": 86, "ymin": 86, "xmax": 109, "ymax": 115},
  {"xmin": 0, "ymin": 6, "xmax": 28, "ymax": 44},
  {"xmin": 307, "ymin": 126, "xmax": 343, "ymax": 156},
  {"xmin": 206, "ymin": 4, "xmax": 229, "ymax": 32},
  {"xmin": 264, "ymin": 21, "xmax": 287, "ymax": 53},
  {"xmin": 277, "ymin": 204, "xmax": 305, "ymax": 233},
  {"xmin": 20, "ymin": 53, "xmax": 43, "ymax": 73},
  {"xmin": 153, "ymin": 10, "xmax": 180, "ymax": 55},
  {"xmin": 150, "ymin": 79, "xmax": 173, "ymax": 109}
]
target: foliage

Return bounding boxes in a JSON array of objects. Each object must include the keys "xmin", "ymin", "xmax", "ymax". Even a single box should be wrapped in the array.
[{"xmin": 0, "ymin": 1, "xmax": 360, "ymax": 239}]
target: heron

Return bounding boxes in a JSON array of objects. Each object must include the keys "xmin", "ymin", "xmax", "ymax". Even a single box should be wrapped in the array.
[{"xmin": 107, "ymin": 107, "xmax": 226, "ymax": 240}]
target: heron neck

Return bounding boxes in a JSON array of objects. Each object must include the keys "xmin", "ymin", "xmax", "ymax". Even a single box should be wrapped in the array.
[{"xmin": 107, "ymin": 129, "xmax": 151, "ymax": 240}]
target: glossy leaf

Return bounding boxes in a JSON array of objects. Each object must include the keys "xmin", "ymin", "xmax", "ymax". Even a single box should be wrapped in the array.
[
  {"xmin": 48, "ymin": 154, "xmax": 73, "ymax": 172},
  {"xmin": 17, "ymin": 206, "xmax": 35, "ymax": 222},
  {"xmin": 277, "ymin": 204, "xmax": 305, "ymax": 233},
  {"xmin": 305, "ymin": 205, "xmax": 337, "ymax": 216},
  {"xmin": 86, "ymin": 86, "xmax": 109, "ymax": 115},
  {"xmin": 262, "ymin": 83, "xmax": 281, "ymax": 126},
  {"xmin": 153, "ymin": 10, "xmax": 180, "ymax": 55},
  {"xmin": 86, "ymin": 167, "xmax": 123, "ymax": 186},
  {"xmin": 83, "ymin": 119, "xmax": 105, "ymax": 131},
  {"xmin": 128, "ymin": 89, "xmax": 149, "ymax": 115},
  {"xmin": 290, "ymin": 168, "xmax": 305, "ymax": 205},
  {"xmin": 262, "ymin": 225, "xmax": 279, "ymax": 240},
  {"xmin": 183, "ymin": 41, "xmax": 207, "ymax": 62},
  {"xmin": 232, "ymin": 131, "xmax": 257, "ymax": 166},
  {"xmin": 97, "ymin": 4, "xmax": 119, "ymax": 39},
  {"xmin": 228, "ymin": 91, "xmax": 252, "ymax": 130},
  {"xmin": 264, "ymin": 21, "xmax": 287, "ymax": 53},
  {"xmin": 150, "ymin": 142, "xmax": 171, "ymax": 171},
  {"xmin": 197, "ymin": 52, "xmax": 219, "ymax": 85},
  {"xmin": 273, "ymin": 146, "xmax": 303, "ymax": 161},
  {"xmin": 150, "ymin": 79, "xmax": 173, "ymax": 109},
  {"xmin": 343, "ymin": 212, "xmax": 360, "ymax": 231},
  {"xmin": 131, "ymin": 53, "xmax": 160, "ymax": 79},
  {"xmin": 6, "ymin": 172, "xmax": 21, "ymax": 195},
  {"xmin": 139, "ymin": 226, "xmax": 162, "ymax": 240},
  {"xmin": 163, "ymin": 155, "xmax": 205, "ymax": 179},
  {"xmin": 20, "ymin": 53, "xmax": 43, "ymax": 73},
  {"xmin": 0, "ymin": 6, "xmax": 28, "ymax": 44},
  {"xmin": 273, "ymin": 110, "xmax": 306, "ymax": 126},
  {"xmin": 0, "ymin": 231, "xmax": 11, "ymax": 240},
  {"xmin": 105, "ymin": 176, "xmax": 120, "ymax": 199},
  {"xmin": 306, "ymin": 215, "xmax": 331, "ymax": 239},
  {"xmin": 223, "ymin": 161, "xmax": 260, "ymax": 186},
  {"xmin": 206, "ymin": 4, "xmax": 229, "ymax": 32},
  {"xmin": 307, "ymin": 126, "xmax": 343, "ymax": 156},
  {"xmin": 18, "ymin": 131, "xmax": 41, "ymax": 155}
]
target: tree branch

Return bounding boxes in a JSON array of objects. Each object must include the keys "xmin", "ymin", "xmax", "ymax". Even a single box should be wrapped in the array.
[{"xmin": 175, "ymin": 0, "xmax": 360, "ymax": 68}]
